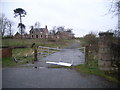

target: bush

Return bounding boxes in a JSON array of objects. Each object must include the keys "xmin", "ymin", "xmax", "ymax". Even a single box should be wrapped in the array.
[{"xmin": 83, "ymin": 32, "xmax": 98, "ymax": 53}]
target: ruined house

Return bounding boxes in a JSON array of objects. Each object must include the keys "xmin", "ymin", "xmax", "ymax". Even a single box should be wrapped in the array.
[
  {"xmin": 14, "ymin": 25, "xmax": 74, "ymax": 39},
  {"xmin": 23, "ymin": 33, "xmax": 30, "ymax": 38},
  {"xmin": 29, "ymin": 25, "xmax": 48, "ymax": 39}
]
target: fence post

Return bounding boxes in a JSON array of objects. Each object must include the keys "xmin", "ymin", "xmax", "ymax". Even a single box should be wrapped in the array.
[
  {"xmin": 31, "ymin": 43, "xmax": 38, "ymax": 63},
  {"xmin": 48, "ymin": 47, "xmax": 49, "ymax": 55},
  {"xmin": 34, "ymin": 49, "xmax": 37, "ymax": 61},
  {"xmin": 85, "ymin": 45, "xmax": 89, "ymax": 65}
]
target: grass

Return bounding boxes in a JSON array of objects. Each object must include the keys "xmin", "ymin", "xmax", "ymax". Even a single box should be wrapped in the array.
[
  {"xmin": 2, "ymin": 56, "xmax": 33, "ymax": 67},
  {"xmin": 2, "ymin": 57, "xmax": 17, "ymax": 67},
  {"xmin": 2, "ymin": 47, "xmax": 59, "ymax": 67},
  {"xmin": 12, "ymin": 48, "xmax": 33, "ymax": 58},
  {"xmin": 73, "ymin": 61, "xmax": 120, "ymax": 84},
  {"xmin": 2, "ymin": 38, "xmax": 74, "ymax": 67},
  {"xmin": 2, "ymin": 48, "xmax": 34, "ymax": 67},
  {"xmin": 2, "ymin": 38, "xmax": 74, "ymax": 48}
]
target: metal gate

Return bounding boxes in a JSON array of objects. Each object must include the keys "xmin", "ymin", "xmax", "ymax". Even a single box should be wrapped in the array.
[{"xmin": 37, "ymin": 46, "xmax": 85, "ymax": 66}]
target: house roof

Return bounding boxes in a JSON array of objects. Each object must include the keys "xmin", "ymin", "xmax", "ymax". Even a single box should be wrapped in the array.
[
  {"xmin": 15, "ymin": 32, "xmax": 20, "ymax": 35},
  {"xmin": 30, "ymin": 28, "xmax": 47, "ymax": 32}
]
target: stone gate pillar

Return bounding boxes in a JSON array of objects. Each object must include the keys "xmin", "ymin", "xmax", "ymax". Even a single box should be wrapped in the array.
[{"xmin": 98, "ymin": 32, "xmax": 113, "ymax": 70}]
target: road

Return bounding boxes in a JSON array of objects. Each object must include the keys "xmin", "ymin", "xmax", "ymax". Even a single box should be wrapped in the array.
[
  {"xmin": 2, "ymin": 40, "xmax": 119, "ymax": 88},
  {"xmin": 2, "ymin": 67, "xmax": 118, "ymax": 88}
]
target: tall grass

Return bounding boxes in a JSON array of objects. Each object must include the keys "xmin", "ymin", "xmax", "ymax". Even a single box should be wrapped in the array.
[{"xmin": 2, "ymin": 39, "xmax": 73, "ymax": 48}]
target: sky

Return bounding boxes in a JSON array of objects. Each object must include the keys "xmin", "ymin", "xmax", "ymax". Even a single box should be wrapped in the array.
[{"xmin": 0, "ymin": 0, "xmax": 118, "ymax": 37}]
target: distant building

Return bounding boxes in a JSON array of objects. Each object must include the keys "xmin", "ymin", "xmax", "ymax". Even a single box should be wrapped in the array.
[
  {"xmin": 14, "ymin": 32, "xmax": 21, "ymax": 39},
  {"xmin": 23, "ymin": 33, "xmax": 30, "ymax": 39},
  {"xmin": 14, "ymin": 32, "xmax": 30, "ymax": 39},
  {"xmin": 49, "ymin": 30, "xmax": 75, "ymax": 39},
  {"xmin": 29, "ymin": 25, "xmax": 48, "ymax": 39},
  {"xmin": 14, "ymin": 25, "xmax": 75, "ymax": 39}
]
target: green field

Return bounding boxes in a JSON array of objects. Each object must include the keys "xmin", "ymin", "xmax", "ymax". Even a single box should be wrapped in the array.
[
  {"xmin": 2, "ymin": 38, "xmax": 73, "ymax": 48},
  {"xmin": 2, "ymin": 38, "xmax": 74, "ymax": 67}
]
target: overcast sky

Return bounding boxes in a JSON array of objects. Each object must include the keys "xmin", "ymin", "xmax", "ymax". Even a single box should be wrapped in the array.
[{"xmin": 0, "ymin": 0, "xmax": 118, "ymax": 37}]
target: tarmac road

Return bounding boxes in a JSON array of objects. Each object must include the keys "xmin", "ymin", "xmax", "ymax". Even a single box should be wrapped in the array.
[{"xmin": 2, "ymin": 67, "xmax": 118, "ymax": 88}]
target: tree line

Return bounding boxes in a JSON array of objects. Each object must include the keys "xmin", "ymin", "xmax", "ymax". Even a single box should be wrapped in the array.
[
  {"xmin": 0, "ymin": 8, "xmax": 27, "ymax": 38},
  {"xmin": 49, "ymin": 26, "xmax": 73, "ymax": 35},
  {"xmin": 0, "ymin": 14, "xmax": 14, "ymax": 38}
]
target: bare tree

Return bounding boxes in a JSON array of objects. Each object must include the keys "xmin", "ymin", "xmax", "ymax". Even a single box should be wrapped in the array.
[
  {"xmin": 7, "ymin": 20, "xmax": 14, "ymax": 37},
  {"xmin": 57, "ymin": 26, "xmax": 65, "ymax": 32},
  {"xmin": 107, "ymin": 1, "xmax": 120, "ymax": 36},
  {"xmin": 49, "ymin": 26, "xmax": 57, "ymax": 35},
  {"xmin": 0, "ymin": 14, "xmax": 8, "ymax": 38},
  {"xmin": 111, "ymin": 1, "xmax": 120, "ymax": 15},
  {"xmin": 34, "ymin": 22, "xmax": 41, "ymax": 28},
  {"xmin": 66, "ymin": 28, "xmax": 73, "ymax": 33}
]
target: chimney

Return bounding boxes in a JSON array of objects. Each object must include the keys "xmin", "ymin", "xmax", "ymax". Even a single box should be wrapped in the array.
[{"xmin": 45, "ymin": 25, "xmax": 47, "ymax": 29}]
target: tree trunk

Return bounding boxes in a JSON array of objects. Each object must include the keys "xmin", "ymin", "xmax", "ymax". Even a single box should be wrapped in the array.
[{"xmin": 20, "ymin": 14, "xmax": 22, "ymax": 39}]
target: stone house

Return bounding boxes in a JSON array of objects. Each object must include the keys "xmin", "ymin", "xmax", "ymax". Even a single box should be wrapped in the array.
[{"xmin": 29, "ymin": 25, "xmax": 48, "ymax": 39}]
